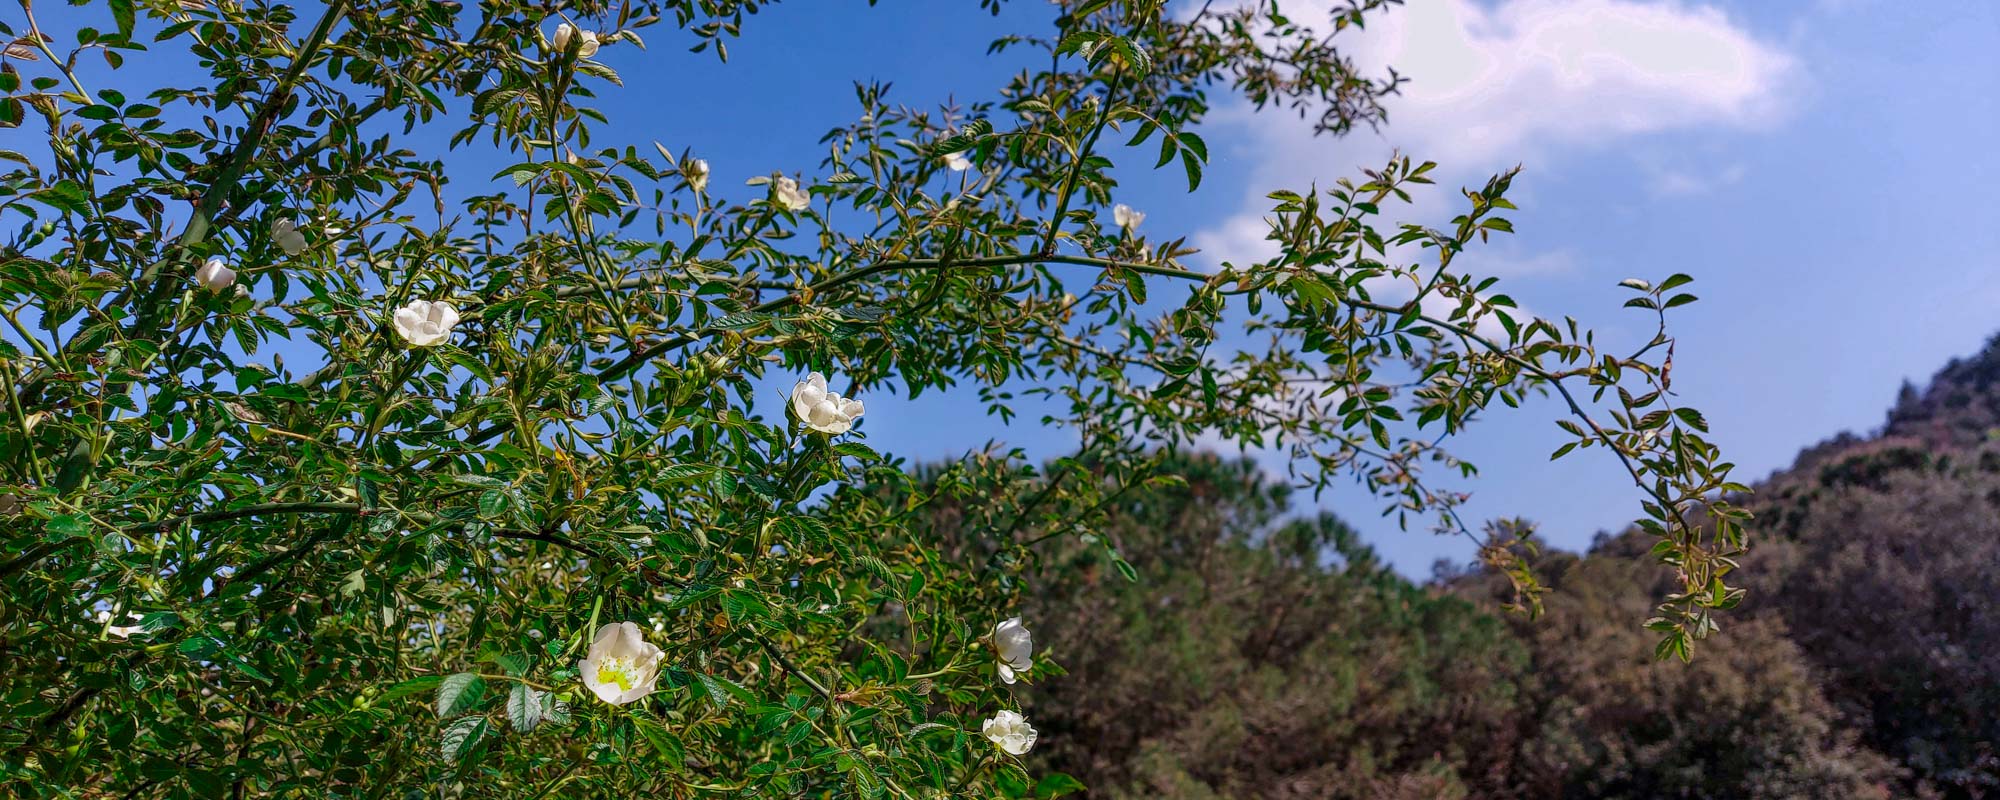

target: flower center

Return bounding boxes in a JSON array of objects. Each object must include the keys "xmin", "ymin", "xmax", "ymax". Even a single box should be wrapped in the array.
[{"xmin": 596, "ymin": 656, "xmax": 640, "ymax": 692}]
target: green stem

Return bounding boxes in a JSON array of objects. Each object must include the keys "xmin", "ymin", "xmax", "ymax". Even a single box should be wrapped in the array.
[
  {"xmin": 474, "ymin": 674, "xmax": 556, "ymax": 692},
  {"xmin": 1, "ymin": 305, "xmax": 65, "ymax": 370},
  {"xmin": 1037, "ymin": 68, "xmax": 1123, "ymax": 256},
  {"xmin": 1341, "ymin": 297, "xmax": 1686, "ymax": 535},
  {"xmin": 757, "ymin": 636, "xmax": 837, "ymax": 706},
  {"xmin": 122, "ymin": 501, "xmax": 361, "ymax": 533},
  {"xmin": 2, "ymin": 360, "xmax": 47, "ymax": 485},
  {"xmin": 131, "ymin": 0, "xmax": 351, "ymax": 305},
  {"xmin": 18, "ymin": 1, "xmax": 92, "ymax": 101},
  {"xmin": 453, "ymin": 253, "xmax": 1207, "ymax": 450},
  {"xmin": 904, "ymin": 654, "xmax": 961, "ymax": 681}
]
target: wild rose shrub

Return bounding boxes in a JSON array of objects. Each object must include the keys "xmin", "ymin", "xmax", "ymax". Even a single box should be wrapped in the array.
[{"xmin": 0, "ymin": 0, "xmax": 1744, "ymax": 796}]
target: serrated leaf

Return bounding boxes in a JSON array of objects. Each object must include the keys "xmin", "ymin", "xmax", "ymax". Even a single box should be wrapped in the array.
[
  {"xmin": 769, "ymin": 515, "xmax": 831, "ymax": 545},
  {"xmin": 506, "ymin": 684, "xmax": 544, "ymax": 732},
  {"xmin": 440, "ymin": 715, "xmax": 489, "ymax": 764},
  {"xmin": 436, "ymin": 673, "xmax": 485, "ymax": 718},
  {"xmin": 477, "ymin": 491, "xmax": 507, "ymax": 518},
  {"xmin": 906, "ymin": 722, "xmax": 955, "ymax": 738},
  {"xmin": 634, "ymin": 718, "xmax": 686, "ymax": 767},
  {"xmin": 658, "ymin": 463, "xmax": 717, "ymax": 483},
  {"xmin": 540, "ymin": 690, "xmax": 571, "ymax": 724},
  {"xmin": 697, "ymin": 673, "xmax": 732, "ymax": 709},
  {"xmin": 377, "ymin": 675, "xmax": 443, "ymax": 704},
  {"xmin": 706, "ymin": 311, "xmax": 770, "ymax": 331},
  {"xmin": 46, "ymin": 514, "xmax": 89, "ymax": 537}
]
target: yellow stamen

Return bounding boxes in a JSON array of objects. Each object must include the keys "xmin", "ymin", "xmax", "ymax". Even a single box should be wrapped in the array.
[{"xmin": 596, "ymin": 656, "xmax": 637, "ymax": 691}]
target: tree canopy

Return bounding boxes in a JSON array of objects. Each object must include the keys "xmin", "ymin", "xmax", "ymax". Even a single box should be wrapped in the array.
[{"xmin": 1, "ymin": 1, "xmax": 1740, "ymax": 796}]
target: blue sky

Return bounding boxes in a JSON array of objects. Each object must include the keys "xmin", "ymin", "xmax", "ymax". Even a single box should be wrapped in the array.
[
  {"xmin": 25, "ymin": 0, "xmax": 2000, "ymax": 576},
  {"xmin": 660, "ymin": 0, "xmax": 2000, "ymax": 576},
  {"xmin": 766, "ymin": 0, "xmax": 1998, "ymax": 575}
]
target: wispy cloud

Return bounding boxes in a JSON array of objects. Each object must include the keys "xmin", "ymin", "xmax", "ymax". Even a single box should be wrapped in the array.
[
  {"xmin": 1192, "ymin": 0, "xmax": 1798, "ymax": 269},
  {"xmin": 1645, "ymin": 161, "xmax": 1749, "ymax": 197}
]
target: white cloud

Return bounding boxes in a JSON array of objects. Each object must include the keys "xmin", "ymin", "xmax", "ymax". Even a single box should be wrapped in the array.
[
  {"xmin": 1192, "ymin": 0, "xmax": 1797, "ymax": 269},
  {"xmin": 1367, "ymin": 0, "xmax": 1796, "ymax": 166},
  {"xmin": 1645, "ymin": 161, "xmax": 1748, "ymax": 196}
]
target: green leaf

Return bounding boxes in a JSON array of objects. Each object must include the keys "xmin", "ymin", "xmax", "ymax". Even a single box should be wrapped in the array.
[
  {"xmin": 45, "ymin": 514, "xmax": 89, "ymax": 537},
  {"xmin": 540, "ymin": 690, "xmax": 571, "ymax": 724},
  {"xmin": 634, "ymin": 718, "xmax": 686, "ymax": 768},
  {"xmin": 658, "ymin": 463, "xmax": 718, "ymax": 483},
  {"xmin": 377, "ymin": 675, "xmax": 443, "ymax": 705},
  {"xmin": 339, "ymin": 568, "xmax": 366, "ymax": 597},
  {"xmin": 440, "ymin": 715, "xmax": 489, "ymax": 764},
  {"xmin": 706, "ymin": 311, "xmax": 771, "ymax": 331},
  {"xmin": 506, "ymin": 684, "xmax": 544, "ymax": 732},
  {"xmin": 436, "ymin": 673, "xmax": 486, "ymax": 718},
  {"xmin": 1035, "ymin": 772, "xmax": 1089, "ymax": 798},
  {"xmin": 477, "ymin": 491, "xmax": 508, "ymax": 518},
  {"xmin": 177, "ymin": 635, "xmax": 273, "ymax": 685},
  {"xmin": 697, "ymin": 672, "xmax": 753, "ymax": 709},
  {"xmin": 769, "ymin": 515, "xmax": 831, "ymax": 546}
]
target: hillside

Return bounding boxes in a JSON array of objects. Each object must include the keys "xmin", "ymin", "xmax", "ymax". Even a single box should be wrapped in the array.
[
  {"xmin": 987, "ymin": 334, "xmax": 2000, "ymax": 798},
  {"xmin": 1474, "ymin": 333, "xmax": 2000, "ymax": 797}
]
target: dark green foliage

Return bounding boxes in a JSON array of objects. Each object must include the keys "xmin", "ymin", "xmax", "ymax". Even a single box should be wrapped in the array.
[
  {"xmin": 996, "ymin": 452, "xmax": 1907, "ymax": 799},
  {"xmin": 1480, "ymin": 332, "xmax": 2000, "ymax": 798},
  {"xmin": 1015, "ymin": 456, "xmax": 1528, "ymax": 799},
  {"xmin": 1470, "ymin": 543, "xmax": 1902, "ymax": 800},
  {"xmin": 1724, "ymin": 335, "xmax": 2000, "ymax": 795},
  {"xmin": 986, "ymin": 406, "xmax": 2000, "ymax": 799}
]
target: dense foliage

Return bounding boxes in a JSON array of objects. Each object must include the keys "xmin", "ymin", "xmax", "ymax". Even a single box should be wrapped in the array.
[
  {"xmin": 971, "ymin": 453, "xmax": 1893, "ymax": 799},
  {"xmin": 989, "ymin": 336, "xmax": 2000, "ymax": 798},
  {"xmin": 1, "ymin": 0, "xmax": 1742, "ymax": 797}
]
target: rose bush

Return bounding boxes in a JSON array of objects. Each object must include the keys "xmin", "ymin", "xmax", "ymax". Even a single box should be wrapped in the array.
[{"xmin": 0, "ymin": 0, "xmax": 1745, "ymax": 796}]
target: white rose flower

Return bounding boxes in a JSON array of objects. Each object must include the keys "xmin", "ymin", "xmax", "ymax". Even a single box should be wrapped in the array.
[
  {"xmin": 944, "ymin": 151, "xmax": 972, "ymax": 172},
  {"xmin": 1113, "ymin": 203, "xmax": 1145, "ymax": 233},
  {"xmin": 271, "ymin": 218, "xmax": 306, "ymax": 256},
  {"xmin": 981, "ymin": 709, "xmax": 1038, "ymax": 755},
  {"xmin": 684, "ymin": 157, "xmax": 710, "ymax": 193},
  {"xmin": 774, "ymin": 176, "xmax": 811, "ymax": 212},
  {"xmin": 94, "ymin": 609, "xmax": 146, "ymax": 639},
  {"xmin": 392, "ymin": 299, "xmax": 460, "ymax": 347},
  {"xmin": 993, "ymin": 617, "xmax": 1034, "ymax": 684},
  {"xmin": 195, "ymin": 257, "xmax": 236, "ymax": 291},
  {"xmin": 577, "ymin": 621, "xmax": 664, "ymax": 705},
  {"xmin": 790, "ymin": 372, "xmax": 865, "ymax": 435},
  {"xmin": 553, "ymin": 23, "xmax": 600, "ymax": 57}
]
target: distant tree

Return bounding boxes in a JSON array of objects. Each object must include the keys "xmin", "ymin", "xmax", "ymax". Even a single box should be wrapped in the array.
[
  {"xmin": 899, "ymin": 451, "xmax": 1907, "ymax": 799},
  {"xmin": 952, "ymin": 454, "xmax": 1533, "ymax": 799},
  {"xmin": 1884, "ymin": 333, "xmax": 2000, "ymax": 449},
  {"xmin": 1470, "ymin": 540, "xmax": 1902, "ymax": 800},
  {"xmin": 1751, "ymin": 460, "xmax": 2000, "ymax": 794}
]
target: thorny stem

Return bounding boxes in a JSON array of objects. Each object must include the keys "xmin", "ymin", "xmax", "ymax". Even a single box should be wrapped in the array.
[{"xmin": 17, "ymin": 0, "xmax": 93, "ymax": 101}]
